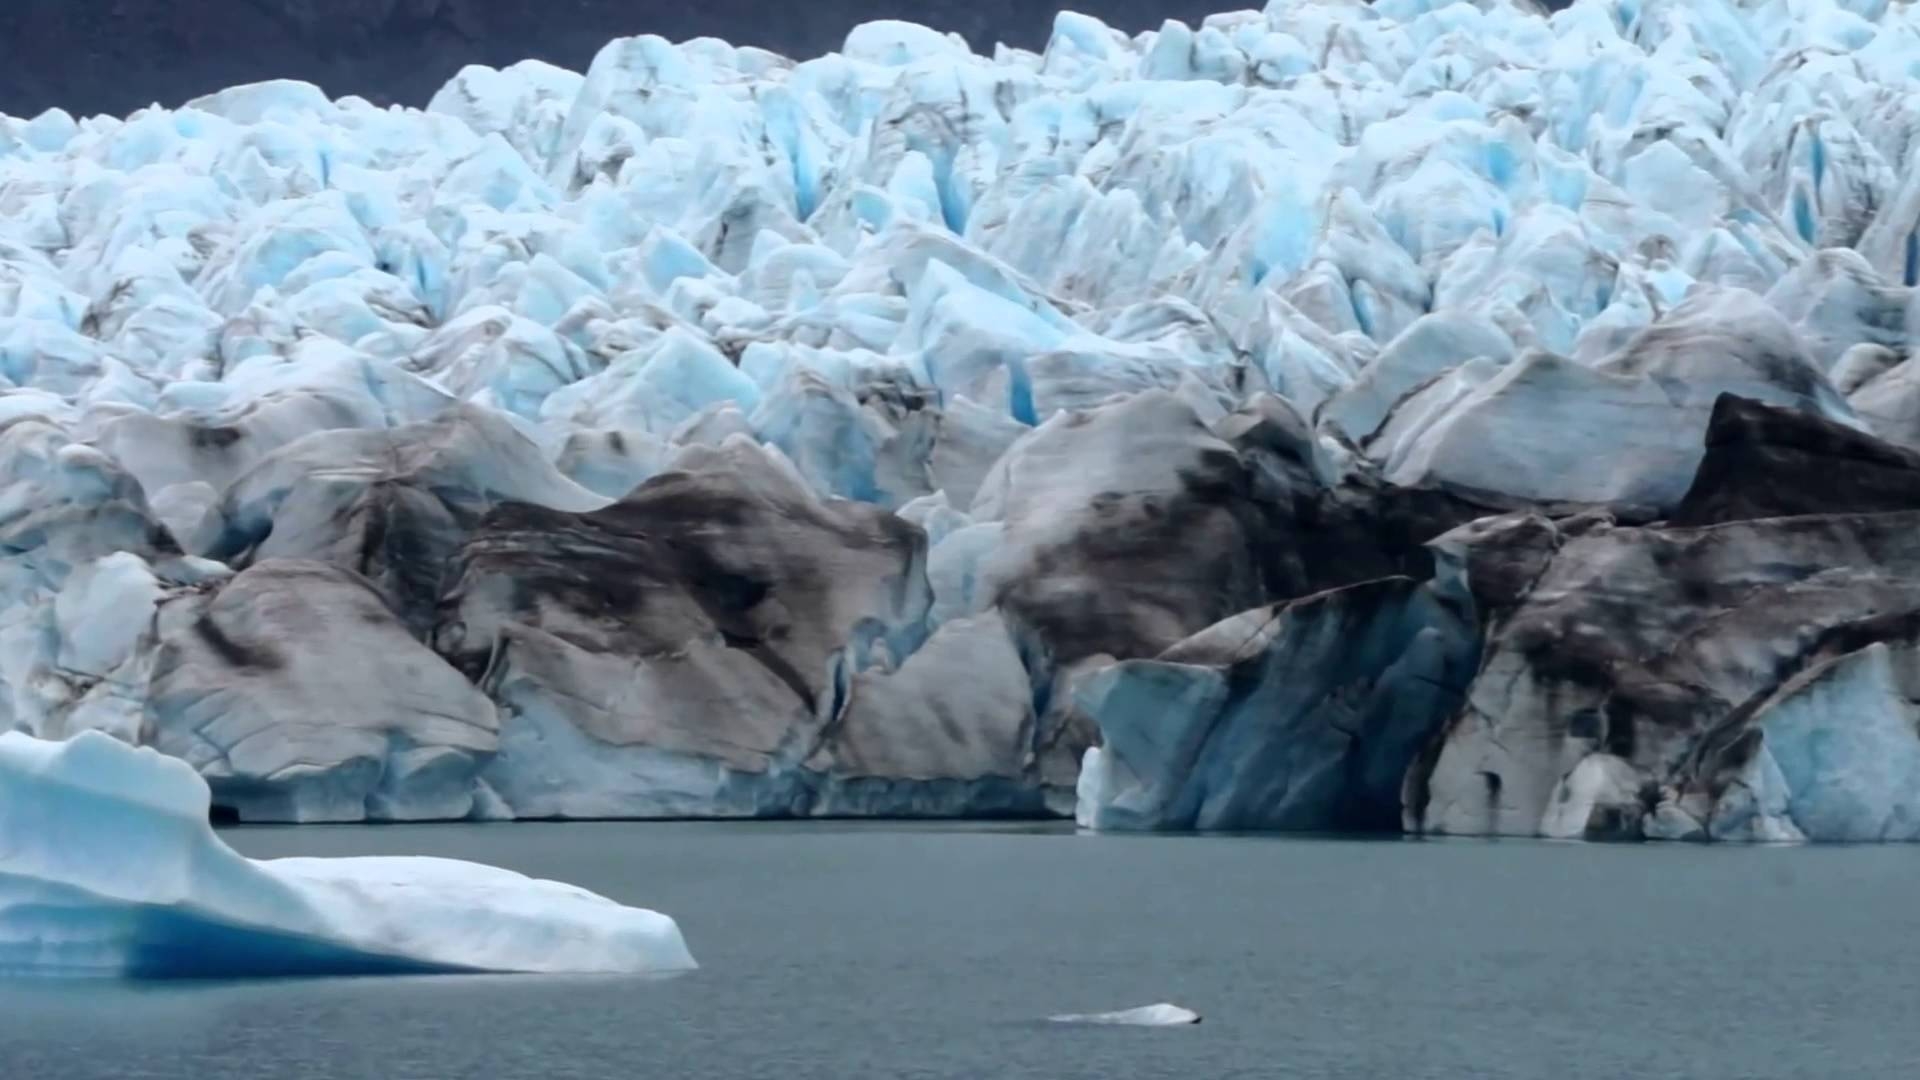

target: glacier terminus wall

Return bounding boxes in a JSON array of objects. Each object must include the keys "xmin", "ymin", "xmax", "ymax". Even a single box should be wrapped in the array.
[{"xmin": 5, "ymin": 0, "xmax": 1920, "ymax": 840}]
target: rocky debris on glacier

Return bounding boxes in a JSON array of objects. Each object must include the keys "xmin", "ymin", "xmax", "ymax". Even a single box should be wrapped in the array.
[
  {"xmin": 151, "ymin": 558, "xmax": 501, "ymax": 823},
  {"xmin": 433, "ymin": 435, "xmax": 955, "ymax": 817},
  {"xmin": 7, "ymin": 0, "xmax": 1920, "ymax": 837},
  {"xmin": 1670, "ymin": 394, "xmax": 1920, "ymax": 527},
  {"xmin": 0, "ymin": 730, "xmax": 696, "ymax": 977},
  {"xmin": 1407, "ymin": 398, "xmax": 1920, "ymax": 842}
]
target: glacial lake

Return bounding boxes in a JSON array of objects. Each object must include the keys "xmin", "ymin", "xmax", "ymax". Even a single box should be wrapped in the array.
[{"xmin": 3, "ymin": 822, "xmax": 1918, "ymax": 1079}]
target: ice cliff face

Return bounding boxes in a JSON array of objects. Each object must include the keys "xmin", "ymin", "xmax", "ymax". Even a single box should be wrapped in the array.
[
  {"xmin": 5, "ymin": 0, "xmax": 1920, "ymax": 838},
  {"xmin": 1407, "ymin": 397, "xmax": 1920, "ymax": 842}
]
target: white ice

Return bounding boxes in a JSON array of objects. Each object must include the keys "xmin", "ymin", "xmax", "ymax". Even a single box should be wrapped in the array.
[
  {"xmin": 0, "ymin": 731, "xmax": 697, "ymax": 977},
  {"xmin": 1048, "ymin": 1003, "xmax": 1203, "ymax": 1026}
]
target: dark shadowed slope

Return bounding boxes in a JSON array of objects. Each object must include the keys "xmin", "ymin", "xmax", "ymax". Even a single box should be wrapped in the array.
[
  {"xmin": 1, "ymin": 0, "xmax": 1572, "ymax": 119},
  {"xmin": 3, "ymin": 0, "xmax": 1255, "ymax": 117}
]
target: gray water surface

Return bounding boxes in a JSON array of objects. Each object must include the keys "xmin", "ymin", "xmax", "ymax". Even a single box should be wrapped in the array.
[{"xmin": 3, "ymin": 823, "xmax": 1917, "ymax": 1079}]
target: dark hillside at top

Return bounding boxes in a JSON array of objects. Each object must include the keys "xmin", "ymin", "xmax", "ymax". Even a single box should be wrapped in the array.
[{"xmin": 2, "ymin": 0, "xmax": 1569, "ymax": 119}]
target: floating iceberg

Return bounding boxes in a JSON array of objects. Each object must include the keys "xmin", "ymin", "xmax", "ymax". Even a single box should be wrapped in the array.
[
  {"xmin": 0, "ymin": 731, "xmax": 696, "ymax": 977},
  {"xmin": 1049, "ymin": 1003, "xmax": 1202, "ymax": 1026}
]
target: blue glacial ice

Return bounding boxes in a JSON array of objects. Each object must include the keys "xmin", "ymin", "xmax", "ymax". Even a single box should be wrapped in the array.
[
  {"xmin": 3, "ymin": 0, "xmax": 1920, "ymax": 836},
  {"xmin": 0, "ymin": 730, "xmax": 695, "ymax": 976},
  {"xmin": 1702, "ymin": 642, "xmax": 1920, "ymax": 843}
]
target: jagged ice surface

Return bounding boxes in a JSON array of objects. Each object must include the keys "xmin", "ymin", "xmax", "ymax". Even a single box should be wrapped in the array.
[{"xmin": 6, "ymin": 0, "xmax": 1920, "ymax": 835}]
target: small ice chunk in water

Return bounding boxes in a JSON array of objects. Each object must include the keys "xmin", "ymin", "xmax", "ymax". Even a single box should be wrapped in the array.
[{"xmin": 1048, "ymin": 1003, "xmax": 1202, "ymax": 1026}]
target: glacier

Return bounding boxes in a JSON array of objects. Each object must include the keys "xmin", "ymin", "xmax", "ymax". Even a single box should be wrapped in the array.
[
  {"xmin": 6, "ymin": 0, "xmax": 1920, "ymax": 839},
  {"xmin": 0, "ymin": 730, "xmax": 696, "ymax": 976}
]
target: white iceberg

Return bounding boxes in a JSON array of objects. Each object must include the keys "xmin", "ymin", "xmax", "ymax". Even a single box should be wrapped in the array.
[
  {"xmin": 1048, "ymin": 1003, "xmax": 1202, "ymax": 1026},
  {"xmin": 0, "ymin": 731, "xmax": 697, "ymax": 977}
]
